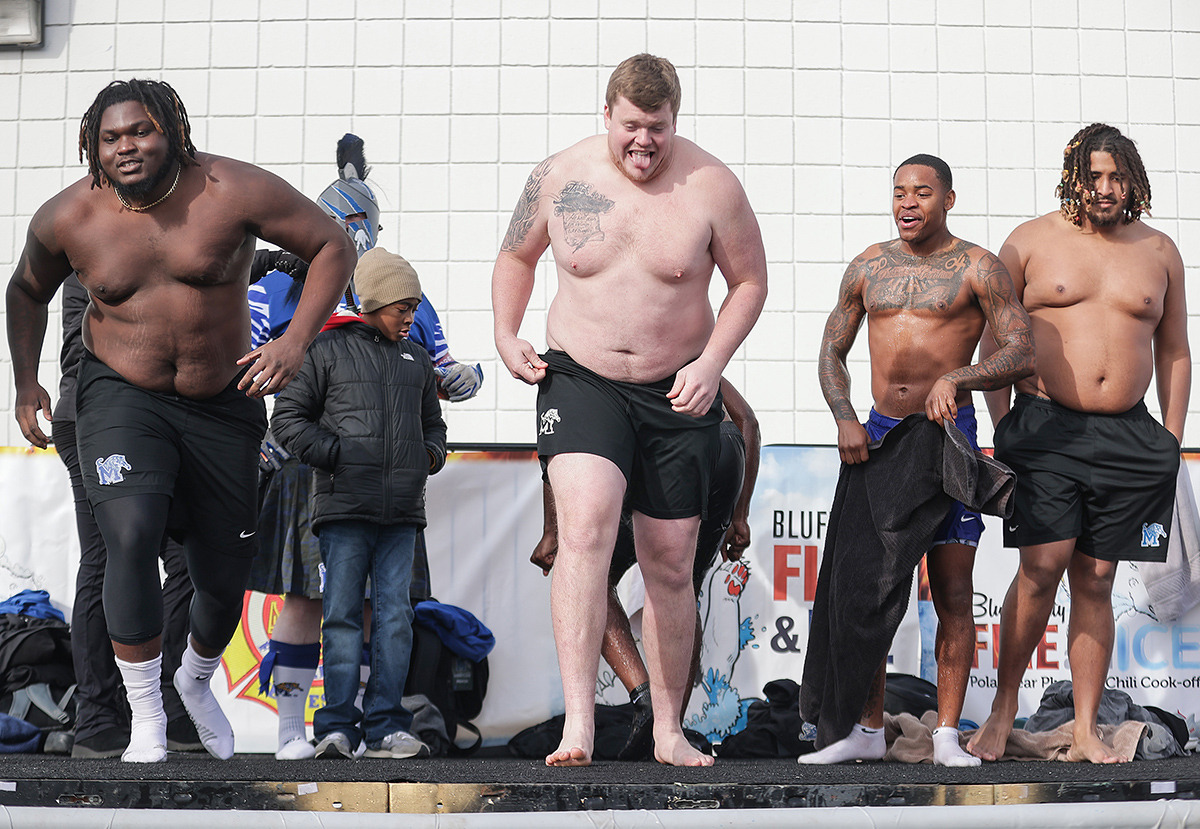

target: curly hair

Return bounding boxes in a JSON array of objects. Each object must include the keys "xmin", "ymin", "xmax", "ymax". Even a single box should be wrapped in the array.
[
  {"xmin": 78, "ymin": 79, "xmax": 198, "ymax": 190},
  {"xmin": 1056, "ymin": 123, "xmax": 1150, "ymax": 226}
]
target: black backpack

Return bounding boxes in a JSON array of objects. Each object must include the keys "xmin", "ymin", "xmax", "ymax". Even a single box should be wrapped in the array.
[
  {"xmin": 883, "ymin": 673, "xmax": 939, "ymax": 718},
  {"xmin": 403, "ymin": 622, "xmax": 489, "ymax": 755},
  {"xmin": 0, "ymin": 614, "xmax": 76, "ymax": 746}
]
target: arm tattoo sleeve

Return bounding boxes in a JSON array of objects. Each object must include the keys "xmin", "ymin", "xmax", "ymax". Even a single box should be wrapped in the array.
[
  {"xmin": 946, "ymin": 255, "xmax": 1035, "ymax": 390},
  {"xmin": 818, "ymin": 266, "xmax": 867, "ymax": 421},
  {"xmin": 500, "ymin": 156, "xmax": 554, "ymax": 252}
]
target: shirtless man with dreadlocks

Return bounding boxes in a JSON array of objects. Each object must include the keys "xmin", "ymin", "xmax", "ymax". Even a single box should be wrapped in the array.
[
  {"xmin": 968, "ymin": 123, "xmax": 1190, "ymax": 764},
  {"xmin": 6, "ymin": 79, "xmax": 356, "ymax": 763}
]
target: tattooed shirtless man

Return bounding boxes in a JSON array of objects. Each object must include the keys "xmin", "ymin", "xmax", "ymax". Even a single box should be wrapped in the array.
[
  {"xmin": 492, "ymin": 54, "xmax": 767, "ymax": 767},
  {"xmin": 809, "ymin": 154, "xmax": 1034, "ymax": 766}
]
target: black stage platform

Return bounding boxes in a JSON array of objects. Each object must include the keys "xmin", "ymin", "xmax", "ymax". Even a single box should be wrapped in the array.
[{"xmin": 1, "ymin": 750, "xmax": 1198, "ymax": 813}]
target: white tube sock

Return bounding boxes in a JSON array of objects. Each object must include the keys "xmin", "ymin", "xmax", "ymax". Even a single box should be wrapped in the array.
[
  {"xmin": 115, "ymin": 654, "xmax": 167, "ymax": 763},
  {"xmin": 798, "ymin": 723, "xmax": 886, "ymax": 765},
  {"xmin": 933, "ymin": 726, "xmax": 982, "ymax": 767},
  {"xmin": 273, "ymin": 663, "xmax": 317, "ymax": 760},
  {"xmin": 173, "ymin": 645, "xmax": 235, "ymax": 760}
]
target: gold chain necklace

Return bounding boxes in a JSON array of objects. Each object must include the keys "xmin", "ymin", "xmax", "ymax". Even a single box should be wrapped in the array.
[{"xmin": 114, "ymin": 165, "xmax": 181, "ymax": 213}]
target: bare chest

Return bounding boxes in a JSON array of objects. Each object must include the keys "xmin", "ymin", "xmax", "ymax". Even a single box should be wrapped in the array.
[
  {"xmin": 65, "ymin": 206, "xmax": 252, "ymax": 303},
  {"xmin": 862, "ymin": 253, "xmax": 977, "ymax": 317},
  {"xmin": 1024, "ymin": 241, "xmax": 1166, "ymax": 321},
  {"xmin": 547, "ymin": 180, "xmax": 714, "ymax": 283}
]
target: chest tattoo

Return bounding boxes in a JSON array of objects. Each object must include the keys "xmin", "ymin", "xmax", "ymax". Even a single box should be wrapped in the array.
[
  {"xmin": 554, "ymin": 181, "xmax": 615, "ymax": 251},
  {"xmin": 864, "ymin": 242, "xmax": 972, "ymax": 311}
]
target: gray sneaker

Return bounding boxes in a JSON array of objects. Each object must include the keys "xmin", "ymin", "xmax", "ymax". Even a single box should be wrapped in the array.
[
  {"xmin": 314, "ymin": 732, "xmax": 355, "ymax": 759},
  {"xmin": 363, "ymin": 730, "xmax": 430, "ymax": 759}
]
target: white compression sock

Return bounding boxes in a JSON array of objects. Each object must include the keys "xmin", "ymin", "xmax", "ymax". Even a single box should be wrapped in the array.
[
  {"xmin": 115, "ymin": 654, "xmax": 167, "ymax": 763},
  {"xmin": 798, "ymin": 723, "xmax": 886, "ymax": 765},
  {"xmin": 933, "ymin": 726, "xmax": 981, "ymax": 767},
  {"xmin": 273, "ymin": 663, "xmax": 317, "ymax": 760},
  {"xmin": 174, "ymin": 645, "xmax": 235, "ymax": 760}
]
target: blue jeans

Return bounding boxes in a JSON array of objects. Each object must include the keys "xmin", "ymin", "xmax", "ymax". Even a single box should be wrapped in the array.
[{"xmin": 315, "ymin": 520, "xmax": 418, "ymax": 748}]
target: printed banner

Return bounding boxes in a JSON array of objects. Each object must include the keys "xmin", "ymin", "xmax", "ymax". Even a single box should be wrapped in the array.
[
  {"xmin": 224, "ymin": 446, "xmax": 920, "ymax": 751},
  {"xmin": 0, "ymin": 447, "xmax": 78, "ymax": 614},
  {"xmin": 3, "ymin": 446, "xmax": 1197, "ymax": 752}
]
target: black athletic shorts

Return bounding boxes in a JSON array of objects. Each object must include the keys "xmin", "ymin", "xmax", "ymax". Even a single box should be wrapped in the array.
[
  {"xmin": 609, "ymin": 420, "xmax": 746, "ymax": 593},
  {"xmin": 75, "ymin": 351, "xmax": 268, "ymax": 557},
  {"xmin": 536, "ymin": 349, "xmax": 723, "ymax": 520},
  {"xmin": 995, "ymin": 393, "xmax": 1179, "ymax": 562}
]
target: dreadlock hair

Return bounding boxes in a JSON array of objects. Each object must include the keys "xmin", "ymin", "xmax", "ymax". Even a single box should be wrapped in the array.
[
  {"xmin": 1056, "ymin": 123, "xmax": 1151, "ymax": 227},
  {"xmin": 78, "ymin": 79, "xmax": 199, "ymax": 190}
]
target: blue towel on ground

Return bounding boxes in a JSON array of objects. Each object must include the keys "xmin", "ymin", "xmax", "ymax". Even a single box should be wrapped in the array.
[
  {"xmin": 0, "ymin": 590, "xmax": 65, "ymax": 622},
  {"xmin": 414, "ymin": 600, "xmax": 495, "ymax": 662}
]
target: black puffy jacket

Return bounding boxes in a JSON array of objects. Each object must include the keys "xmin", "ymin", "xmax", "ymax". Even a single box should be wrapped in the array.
[{"xmin": 271, "ymin": 321, "xmax": 447, "ymax": 532}]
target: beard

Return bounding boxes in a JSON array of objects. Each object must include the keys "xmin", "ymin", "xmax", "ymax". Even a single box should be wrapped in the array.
[
  {"xmin": 1083, "ymin": 192, "xmax": 1126, "ymax": 227},
  {"xmin": 112, "ymin": 158, "xmax": 175, "ymax": 200},
  {"xmin": 1085, "ymin": 203, "xmax": 1123, "ymax": 227}
]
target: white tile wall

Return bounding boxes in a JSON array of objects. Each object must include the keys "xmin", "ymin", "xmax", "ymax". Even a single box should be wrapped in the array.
[
  {"xmin": 163, "ymin": 2, "xmax": 210, "ymax": 25},
  {"xmin": 2, "ymin": 8, "xmax": 1199, "ymax": 450},
  {"xmin": 984, "ymin": 1, "xmax": 1032, "ymax": 29},
  {"xmin": 118, "ymin": 0, "xmax": 165, "ymax": 24},
  {"xmin": 259, "ymin": 20, "xmax": 306, "ymax": 67},
  {"xmin": 163, "ymin": 22, "xmax": 212, "ymax": 71}
]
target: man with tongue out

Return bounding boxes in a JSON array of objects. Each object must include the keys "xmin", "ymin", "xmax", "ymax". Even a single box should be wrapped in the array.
[
  {"xmin": 492, "ymin": 53, "xmax": 767, "ymax": 767},
  {"xmin": 811, "ymin": 154, "xmax": 1033, "ymax": 766}
]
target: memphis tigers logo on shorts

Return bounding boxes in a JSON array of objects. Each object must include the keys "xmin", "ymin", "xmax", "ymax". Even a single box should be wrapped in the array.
[
  {"xmin": 96, "ymin": 454, "xmax": 132, "ymax": 485},
  {"xmin": 1141, "ymin": 522, "xmax": 1168, "ymax": 548}
]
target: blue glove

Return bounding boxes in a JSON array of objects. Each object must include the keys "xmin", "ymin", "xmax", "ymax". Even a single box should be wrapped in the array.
[{"xmin": 436, "ymin": 361, "xmax": 484, "ymax": 402}]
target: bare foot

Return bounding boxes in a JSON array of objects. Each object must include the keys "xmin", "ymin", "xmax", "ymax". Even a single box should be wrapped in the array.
[
  {"xmin": 1066, "ymin": 731, "xmax": 1127, "ymax": 764},
  {"xmin": 967, "ymin": 710, "xmax": 1015, "ymax": 761},
  {"xmin": 654, "ymin": 731, "xmax": 714, "ymax": 767},
  {"xmin": 546, "ymin": 744, "xmax": 591, "ymax": 767}
]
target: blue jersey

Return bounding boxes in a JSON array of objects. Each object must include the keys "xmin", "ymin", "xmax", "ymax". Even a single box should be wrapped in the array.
[{"xmin": 248, "ymin": 270, "xmax": 448, "ymax": 363}]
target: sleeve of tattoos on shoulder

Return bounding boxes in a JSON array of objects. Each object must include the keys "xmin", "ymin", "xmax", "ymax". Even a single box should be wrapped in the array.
[
  {"xmin": 818, "ymin": 264, "xmax": 867, "ymax": 421},
  {"xmin": 951, "ymin": 254, "xmax": 1035, "ymax": 391},
  {"xmin": 500, "ymin": 155, "xmax": 555, "ymax": 253}
]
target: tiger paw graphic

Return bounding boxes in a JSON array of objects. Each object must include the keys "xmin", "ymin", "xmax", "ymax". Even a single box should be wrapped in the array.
[{"xmin": 724, "ymin": 560, "xmax": 750, "ymax": 597}]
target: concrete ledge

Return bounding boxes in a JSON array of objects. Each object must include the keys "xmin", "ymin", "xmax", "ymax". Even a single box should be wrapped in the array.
[{"xmin": 2, "ymin": 776, "xmax": 1199, "ymax": 812}]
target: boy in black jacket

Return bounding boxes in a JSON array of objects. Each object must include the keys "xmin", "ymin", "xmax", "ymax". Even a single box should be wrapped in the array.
[{"xmin": 272, "ymin": 247, "xmax": 447, "ymax": 759}]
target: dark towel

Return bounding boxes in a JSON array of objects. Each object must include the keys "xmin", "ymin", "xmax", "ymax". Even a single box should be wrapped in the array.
[
  {"xmin": 507, "ymin": 704, "xmax": 646, "ymax": 760},
  {"xmin": 716, "ymin": 679, "xmax": 810, "ymax": 758},
  {"xmin": 800, "ymin": 415, "xmax": 1014, "ymax": 750}
]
